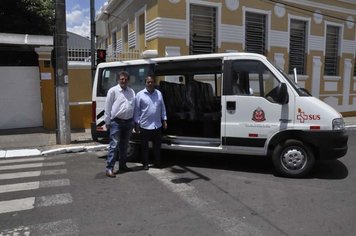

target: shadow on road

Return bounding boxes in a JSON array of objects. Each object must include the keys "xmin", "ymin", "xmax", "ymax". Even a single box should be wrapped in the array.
[{"xmin": 159, "ymin": 150, "xmax": 349, "ymax": 180}]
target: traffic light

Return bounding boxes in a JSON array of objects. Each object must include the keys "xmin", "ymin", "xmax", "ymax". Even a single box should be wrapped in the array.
[{"xmin": 96, "ymin": 49, "xmax": 106, "ymax": 65}]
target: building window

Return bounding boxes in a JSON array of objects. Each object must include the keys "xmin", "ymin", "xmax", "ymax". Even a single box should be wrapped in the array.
[
  {"xmin": 245, "ymin": 12, "xmax": 266, "ymax": 55},
  {"xmin": 189, "ymin": 4, "xmax": 216, "ymax": 55},
  {"xmin": 122, "ymin": 24, "xmax": 129, "ymax": 51},
  {"xmin": 111, "ymin": 31, "xmax": 117, "ymax": 52},
  {"xmin": 324, "ymin": 25, "xmax": 340, "ymax": 76},
  {"xmin": 136, "ymin": 12, "xmax": 145, "ymax": 50},
  {"xmin": 289, "ymin": 19, "xmax": 307, "ymax": 75}
]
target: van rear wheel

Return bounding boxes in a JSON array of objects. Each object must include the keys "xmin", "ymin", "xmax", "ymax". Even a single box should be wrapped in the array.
[{"xmin": 272, "ymin": 139, "xmax": 315, "ymax": 178}]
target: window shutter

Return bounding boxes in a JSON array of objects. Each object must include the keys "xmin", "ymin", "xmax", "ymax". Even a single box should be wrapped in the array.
[
  {"xmin": 190, "ymin": 4, "xmax": 216, "ymax": 55},
  {"xmin": 245, "ymin": 12, "xmax": 266, "ymax": 55},
  {"xmin": 289, "ymin": 19, "xmax": 306, "ymax": 74},
  {"xmin": 324, "ymin": 25, "xmax": 339, "ymax": 76}
]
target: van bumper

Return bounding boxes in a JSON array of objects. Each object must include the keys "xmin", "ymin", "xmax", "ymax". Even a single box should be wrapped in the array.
[
  {"xmin": 304, "ymin": 129, "xmax": 348, "ymax": 160},
  {"xmin": 91, "ymin": 122, "xmax": 108, "ymax": 141}
]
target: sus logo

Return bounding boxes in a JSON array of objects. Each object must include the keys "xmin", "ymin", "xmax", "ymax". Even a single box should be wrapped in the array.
[{"xmin": 297, "ymin": 108, "xmax": 321, "ymax": 123}]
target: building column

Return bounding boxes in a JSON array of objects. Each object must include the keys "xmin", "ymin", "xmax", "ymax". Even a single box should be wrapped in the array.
[
  {"xmin": 342, "ymin": 59, "xmax": 352, "ymax": 107},
  {"xmin": 35, "ymin": 46, "xmax": 56, "ymax": 130},
  {"xmin": 311, "ymin": 56, "xmax": 322, "ymax": 98}
]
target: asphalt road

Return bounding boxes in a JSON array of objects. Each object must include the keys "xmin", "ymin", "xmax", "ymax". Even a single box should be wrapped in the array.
[{"xmin": 0, "ymin": 130, "xmax": 355, "ymax": 235}]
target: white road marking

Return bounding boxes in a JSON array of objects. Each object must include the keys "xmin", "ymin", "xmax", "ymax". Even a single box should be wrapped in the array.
[
  {"xmin": 148, "ymin": 168, "xmax": 262, "ymax": 236},
  {"xmin": 0, "ymin": 219, "xmax": 79, "ymax": 236},
  {"xmin": 35, "ymin": 193, "xmax": 73, "ymax": 208},
  {"xmin": 0, "ymin": 197, "xmax": 35, "ymax": 213},
  {"xmin": 0, "ymin": 157, "xmax": 45, "ymax": 164},
  {"xmin": 0, "ymin": 162, "xmax": 65, "ymax": 171},
  {"xmin": 0, "ymin": 179, "xmax": 70, "ymax": 193},
  {"xmin": 0, "ymin": 169, "xmax": 67, "ymax": 180},
  {"xmin": 0, "ymin": 193, "xmax": 73, "ymax": 214}
]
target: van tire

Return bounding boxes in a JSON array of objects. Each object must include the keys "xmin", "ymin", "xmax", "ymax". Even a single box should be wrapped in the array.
[{"xmin": 272, "ymin": 139, "xmax": 315, "ymax": 178}]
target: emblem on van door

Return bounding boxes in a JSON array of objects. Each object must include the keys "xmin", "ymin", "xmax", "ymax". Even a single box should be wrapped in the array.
[
  {"xmin": 252, "ymin": 107, "xmax": 266, "ymax": 122},
  {"xmin": 297, "ymin": 108, "xmax": 321, "ymax": 123}
]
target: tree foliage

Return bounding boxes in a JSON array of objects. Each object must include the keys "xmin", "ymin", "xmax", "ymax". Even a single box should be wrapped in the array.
[{"xmin": 0, "ymin": 0, "xmax": 54, "ymax": 35}]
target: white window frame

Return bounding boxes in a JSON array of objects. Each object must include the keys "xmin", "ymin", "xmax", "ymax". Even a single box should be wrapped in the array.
[
  {"xmin": 185, "ymin": 0, "xmax": 221, "ymax": 48},
  {"xmin": 288, "ymin": 15, "xmax": 310, "ymax": 75},
  {"xmin": 324, "ymin": 21, "xmax": 343, "ymax": 76},
  {"xmin": 242, "ymin": 7, "xmax": 271, "ymax": 54}
]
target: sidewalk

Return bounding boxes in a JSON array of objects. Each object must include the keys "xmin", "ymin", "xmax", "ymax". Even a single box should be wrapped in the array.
[
  {"xmin": 0, "ymin": 128, "xmax": 108, "ymax": 158},
  {"xmin": 1, "ymin": 117, "xmax": 356, "ymax": 159}
]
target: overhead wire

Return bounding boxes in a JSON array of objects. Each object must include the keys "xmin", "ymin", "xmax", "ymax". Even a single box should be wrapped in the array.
[{"xmin": 261, "ymin": 0, "xmax": 356, "ymax": 24}]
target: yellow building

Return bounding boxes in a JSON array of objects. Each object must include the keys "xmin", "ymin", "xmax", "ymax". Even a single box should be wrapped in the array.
[{"xmin": 96, "ymin": 0, "xmax": 356, "ymax": 116}]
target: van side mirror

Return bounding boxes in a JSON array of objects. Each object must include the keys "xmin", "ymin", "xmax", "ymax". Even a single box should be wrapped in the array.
[
  {"xmin": 265, "ymin": 83, "xmax": 289, "ymax": 104},
  {"xmin": 276, "ymin": 83, "xmax": 289, "ymax": 105}
]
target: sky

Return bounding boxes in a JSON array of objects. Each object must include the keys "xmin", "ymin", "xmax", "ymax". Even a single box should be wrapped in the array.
[{"xmin": 66, "ymin": 0, "xmax": 108, "ymax": 38}]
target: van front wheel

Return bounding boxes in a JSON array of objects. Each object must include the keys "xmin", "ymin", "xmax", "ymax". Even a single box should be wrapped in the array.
[{"xmin": 272, "ymin": 139, "xmax": 315, "ymax": 178}]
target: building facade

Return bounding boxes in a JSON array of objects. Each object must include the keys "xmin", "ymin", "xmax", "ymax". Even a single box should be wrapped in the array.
[{"xmin": 96, "ymin": 0, "xmax": 356, "ymax": 115}]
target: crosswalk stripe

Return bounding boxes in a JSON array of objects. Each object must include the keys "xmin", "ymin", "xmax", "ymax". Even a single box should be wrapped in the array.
[
  {"xmin": 0, "ymin": 219, "xmax": 79, "ymax": 236},
  {"xmin": 0, "ymin": 179, "xmax": 70, "ymax": 193},
  {"xmin": 0, "ymin": 161, "xmax": 65, "ymax": 171},
  {"xmin": 0, "ymin": 193, "xmax": 73, "ymax": 214},
  {"xmin": 0, "ymin": 197, "xmax": 35, "ymax": 213},
  {"xmin": 0, "ymin": 169, "xmax": 67, "ymax": 180},
  {"xmin": 35, "ymin": 193, "xmax": 72, "ymax": 208},
  {"xmin": 148, "ymin": 168, "xmax": 263, "ymax": 236},
  {"xmin": 0, "ymin": 157, "xmax": 45, "ymax": 165}
]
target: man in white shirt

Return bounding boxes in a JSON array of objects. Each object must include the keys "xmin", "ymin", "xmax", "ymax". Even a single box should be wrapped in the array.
[
  {"xmin": 134, "ymin": 75, "xmax": 167, "ymax": 170},
  {"xmin": 104, "ymin": 71, "xmax": 135, "ymax": 177}
]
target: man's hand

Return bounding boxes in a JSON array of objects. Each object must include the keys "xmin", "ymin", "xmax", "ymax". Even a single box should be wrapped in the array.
[
  {"xmin": 134, "ymin": 123, "xmax": 140, "ymax": 133},
  {"xmin": 163, "ymin": 120, "xmax": 167, "ymax": 130},
  {"xmin": 105, "ymin": 124, "xmax": 111, "ymax": 131}
]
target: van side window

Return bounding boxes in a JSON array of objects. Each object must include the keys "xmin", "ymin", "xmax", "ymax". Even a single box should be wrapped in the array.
[{"xmin": 224, "ymin": 60, "xmax": 282, "ymax": 102}]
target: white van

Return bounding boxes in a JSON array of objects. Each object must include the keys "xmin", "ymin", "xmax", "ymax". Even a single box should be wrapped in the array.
[{"xmin": 91, "ymin": 53, "xmax": 348, "ymax": 178}]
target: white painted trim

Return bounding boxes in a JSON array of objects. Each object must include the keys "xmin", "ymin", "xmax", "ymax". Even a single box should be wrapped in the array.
[
  {"xmin": 324, "ymin": 75, "xmax": 342, "ymax": 81},
  {"xmin": 220, "ymin": 24, "xmax": 243, "ymax": 43},
  {"xmin": 146, "ymin": 17, "xmax": 186, "ymax": 41}
]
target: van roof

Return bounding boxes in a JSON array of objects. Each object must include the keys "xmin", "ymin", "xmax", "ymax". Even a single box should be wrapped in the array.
[{"xmin": 96, "ymin": 52, "xmax": 267, "ymax": 68}]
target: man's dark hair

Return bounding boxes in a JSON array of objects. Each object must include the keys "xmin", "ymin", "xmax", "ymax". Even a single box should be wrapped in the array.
[{"xmin": 118, "ymin": 71, "xmax": 130, "ymax": 79}]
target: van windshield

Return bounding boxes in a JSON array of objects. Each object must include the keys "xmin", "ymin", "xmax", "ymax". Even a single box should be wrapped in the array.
[
  {"xmin": 275, "ymin": 66, "xmax": 311, "ymax": 97},
  {"xmin": 96, "ymin": 64, "xmax": 152, "ymax": 96}
]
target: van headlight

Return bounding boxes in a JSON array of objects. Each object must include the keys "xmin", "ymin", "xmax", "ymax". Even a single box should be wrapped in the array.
[{"xmin": 332, "ymin": 118, "xmax": 345, "ymax": 130}]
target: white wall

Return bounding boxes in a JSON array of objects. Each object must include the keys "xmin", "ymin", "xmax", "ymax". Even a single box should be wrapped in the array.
[{"xmin": 0, "ymin": 67, "xmax": 42, "ymax": 129}]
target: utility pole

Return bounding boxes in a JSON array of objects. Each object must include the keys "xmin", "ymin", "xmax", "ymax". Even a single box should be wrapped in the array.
[
  {"xmin": 90, "ymin": 0, "xmax": 96, "ymax": 84},
  {"xmin": 54, "ymin": 0, "xmax": 71, "ymax": 144}
]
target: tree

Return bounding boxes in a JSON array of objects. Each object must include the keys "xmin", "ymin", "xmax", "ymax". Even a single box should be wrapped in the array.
[{"xmin": 0, "ymin": 0, "xmax": 54, "ymax": 35}]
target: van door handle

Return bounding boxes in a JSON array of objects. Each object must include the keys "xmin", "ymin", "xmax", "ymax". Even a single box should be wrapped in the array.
[{"xmin": 226, "ymin": 101, "xmax": 236, "ymax": 111}]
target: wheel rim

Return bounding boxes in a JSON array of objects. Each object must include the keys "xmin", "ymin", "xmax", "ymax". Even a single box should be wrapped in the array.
[{"xmin": 280, "ymin": 146, "xmax": 307, "ymax": 172}]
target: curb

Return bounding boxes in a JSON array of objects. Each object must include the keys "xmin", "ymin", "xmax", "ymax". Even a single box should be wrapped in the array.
[{"xmin": 0, "ymin": 144, "xmax": 108, "ymax": 159}]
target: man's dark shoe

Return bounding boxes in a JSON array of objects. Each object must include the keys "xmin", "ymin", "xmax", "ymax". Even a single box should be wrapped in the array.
[
  {"xmin": 143, "ymin": 165, "xmax": 149, "ymax": 170},
  {"xmin": 119, "ymin": 165, "xmax": 132, "ymax": 172},
  {"xmin": 153, "ymin": 161, "xmax": 162, "ymax": 169},
  {"xmin": 106, "ymin": 170, "xmax": 116, "ymax": 178}
]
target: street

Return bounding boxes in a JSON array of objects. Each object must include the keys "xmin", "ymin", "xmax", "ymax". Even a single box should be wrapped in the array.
[{"xmin": 0, "ymin": 130, "xmax": 355, "ymax": 236}]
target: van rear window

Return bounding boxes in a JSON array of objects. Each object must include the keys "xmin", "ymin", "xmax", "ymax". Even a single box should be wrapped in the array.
[{"xmin": 96, "ymin": 64, "xmax": 152, "ymax": 96}]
